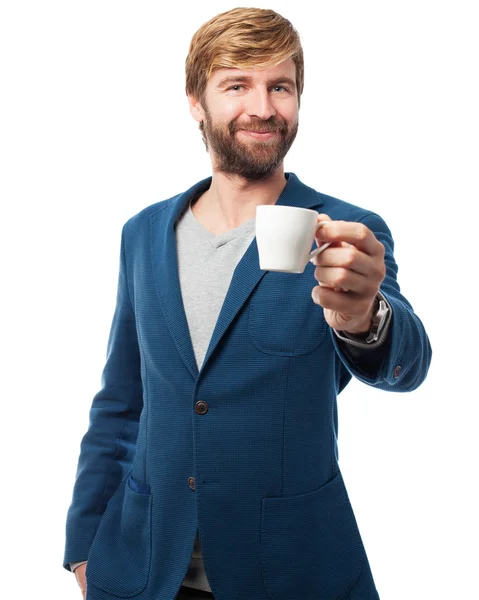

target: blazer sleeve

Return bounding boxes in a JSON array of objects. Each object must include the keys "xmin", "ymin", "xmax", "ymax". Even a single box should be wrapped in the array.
[
  {"xmin": 63, "ymin": 223, "xmax": 143, "ymax": 571},
  {"xmin": 330, "ymin": 211, "xmax": 432, "ymax": 392}
]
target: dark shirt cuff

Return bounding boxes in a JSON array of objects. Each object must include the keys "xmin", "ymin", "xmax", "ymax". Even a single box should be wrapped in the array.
[{"xmin": 332, "ymin": 292, "xmax": 393, "ymax": 378}]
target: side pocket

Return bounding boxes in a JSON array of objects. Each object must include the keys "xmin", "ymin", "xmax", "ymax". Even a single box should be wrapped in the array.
[
  {"xmin": 86, "ymin": 473, "xmax": 152, "ymax": 598},
  {"xmin": 260, "ymin": 470, "xmax": 365, "ymax": 600},
  {"xmin": 127, "ymin": 473, "xmax": 151, "ymax": 495}
]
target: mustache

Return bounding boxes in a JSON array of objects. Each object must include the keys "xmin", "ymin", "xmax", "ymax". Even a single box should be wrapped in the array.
[{"xmin": 233, "ymin": 122, "xmax": 287, "ymax": 134}]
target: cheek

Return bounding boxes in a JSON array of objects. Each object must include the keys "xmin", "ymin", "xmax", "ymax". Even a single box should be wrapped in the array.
[
  {"xmin": 227, "ymin": 108, "xmax": 246, "ymax": 129},
  {"xmin": 282, "ymin": 102, "xmax": 298, "ymax": 121},
  {"xmin": 287, "ymin": 112, "xmax": 299, "ymax": 129},
  {"xmin": 223, "ymin": 100, "xmax": 240, "ymax": 115}
]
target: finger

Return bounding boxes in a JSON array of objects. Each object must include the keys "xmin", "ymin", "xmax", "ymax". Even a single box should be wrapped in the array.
[
  {"xmin": 312, "ymin": 286, "xmax": 373, "ymax": 316},
  {"xmin": 315, "ymin": 215, "xmax": 355, "ymax": 251},
  {"xmin": 311, "ymin": 245, "xmax": 372, "ymax": 276},
  {"xmin": 315, "ymin": 220, "xmax": 383, "ymax": 256},
  {"xmin": 314, "ymin": 214, "xmax": 345, "ymax": 250},
  {"xmin": 315, "ymin": 213, "xmax": 332, "ymax": 223},
  {"xmin": 314, "ymin": 266, "xmax": 370, "ymax": 294},
  {"xmin": 314, "ymin": 215, "xmax": 333, "ymax": 239}
]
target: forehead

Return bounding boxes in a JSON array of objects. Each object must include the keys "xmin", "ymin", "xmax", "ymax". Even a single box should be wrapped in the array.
[{"xmin": 211, "ymin": 58, "xmax": 296, "ymax": 86}]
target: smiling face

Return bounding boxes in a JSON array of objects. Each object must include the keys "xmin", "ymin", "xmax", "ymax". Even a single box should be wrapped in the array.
[{"xmin": 188, "ymin": 58, "xmax": 300, "ymax": 181}]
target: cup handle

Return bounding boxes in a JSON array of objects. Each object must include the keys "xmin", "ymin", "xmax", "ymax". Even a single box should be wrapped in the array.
[{"xmin": 309, "ymin": 221, "xmax": 331, "ymax": 261}]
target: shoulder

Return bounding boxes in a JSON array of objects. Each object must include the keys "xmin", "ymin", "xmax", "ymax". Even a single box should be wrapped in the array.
[
  {"xmin": 118, "ymin": 192, "xmax": 183, "ymax": 244},
  {"xmin": 316, "ymin": 190, "xmax": 378, "ymax": 223},
  {"xmin": 127, "ymin": 195, "xmax": 178, "ymax": 227},
  {"xmin": 313, "ymin": 189, "xmax": 392, "ymax": 238}
]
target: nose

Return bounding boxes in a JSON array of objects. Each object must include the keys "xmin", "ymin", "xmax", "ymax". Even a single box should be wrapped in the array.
[{"xmin": 245, "ymin": 86, "xmax": 277, "ymax": 121}]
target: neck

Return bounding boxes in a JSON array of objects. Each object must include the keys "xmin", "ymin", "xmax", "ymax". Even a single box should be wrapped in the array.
[{"xmin": 193, "ymin": 167, "xmax": 288, "ymax": 230}]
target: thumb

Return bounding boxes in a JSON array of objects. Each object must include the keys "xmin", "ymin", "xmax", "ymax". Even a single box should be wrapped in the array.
[
  {"xmin": 315, "ymin": 214, "xmax": 349, "ymax": 248},
  {"xmin": 315, "ymin": 213, "xmax": 332, "ymax": 223},
  {"xmin": 315, "ymin": 213, "xmax": 339, "ymax": 247},
  {"xmin": 315, "ymin": 213, "xmax": 332, "ymax": 241}
]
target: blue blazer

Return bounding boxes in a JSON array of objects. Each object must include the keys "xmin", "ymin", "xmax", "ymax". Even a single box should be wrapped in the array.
[{"xmin": 63, "ymin": 172, "xmax": 431, "ymax": 600}]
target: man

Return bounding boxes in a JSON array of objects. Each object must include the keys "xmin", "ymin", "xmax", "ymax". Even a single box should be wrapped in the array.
[{"xmin": 63, "ymin": 7, "xmax": 431, "ymax": 600}]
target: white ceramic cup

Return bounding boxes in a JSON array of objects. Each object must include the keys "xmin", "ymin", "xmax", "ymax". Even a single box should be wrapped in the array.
[{"xmin": 256, "ymin": 205, "xmax": 331, "ymax": 273}]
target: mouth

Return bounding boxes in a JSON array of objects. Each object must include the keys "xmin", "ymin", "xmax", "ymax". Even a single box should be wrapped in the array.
[{"xmin": 239, "ymin": 130, "xmax": 278, "ymax": 140}]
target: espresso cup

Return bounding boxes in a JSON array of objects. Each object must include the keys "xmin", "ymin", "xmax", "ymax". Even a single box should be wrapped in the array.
[{"xmin": 255, "ymin": 205, "xmax": 331, "ymax": 273}]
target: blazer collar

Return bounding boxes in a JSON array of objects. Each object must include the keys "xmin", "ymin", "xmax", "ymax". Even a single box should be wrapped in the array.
[{"xmin": 149, "ymin": 172, "xmax": 324, "ymax": 381}]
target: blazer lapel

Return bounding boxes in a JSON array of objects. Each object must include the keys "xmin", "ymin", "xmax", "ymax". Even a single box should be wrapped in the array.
[{"xmin": 150, "ymin": 172, "xmax": 324, "ymax": 381}]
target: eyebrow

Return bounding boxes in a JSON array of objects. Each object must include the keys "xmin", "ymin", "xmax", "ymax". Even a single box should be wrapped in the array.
[{"xmin": 216, "ymin": 75, "xmax": 296, "ymax": 89}]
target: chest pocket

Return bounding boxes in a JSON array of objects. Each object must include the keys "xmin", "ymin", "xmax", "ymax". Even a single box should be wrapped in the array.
[{"xmin": 247, "ymin": 268, "xmax": 329, "ymax": 356}]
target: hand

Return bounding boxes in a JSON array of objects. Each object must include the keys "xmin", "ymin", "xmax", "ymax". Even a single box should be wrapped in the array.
[
  {"xmin": 310, "ymin": 214, "xmax": 386, "ymax": 333},
  {"xmin": 74, "ymin": 563, "xmax": 87, "ymax": 599}
]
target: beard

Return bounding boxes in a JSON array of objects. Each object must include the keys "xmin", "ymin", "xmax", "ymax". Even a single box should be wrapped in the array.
[{"xmin": 200, "ymin": 106, "xmax": 299, "ymax": 182}]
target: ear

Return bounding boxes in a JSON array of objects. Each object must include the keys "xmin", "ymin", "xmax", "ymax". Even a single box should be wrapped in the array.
[{"xmin": 188, "ymin": 94, "xmax": 205, "ymax": 124}]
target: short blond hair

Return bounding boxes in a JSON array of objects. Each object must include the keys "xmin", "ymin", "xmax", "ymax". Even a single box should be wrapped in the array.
[{"xmin": 185, "ymin": 7, "xmax": 304, "ymax": 110}]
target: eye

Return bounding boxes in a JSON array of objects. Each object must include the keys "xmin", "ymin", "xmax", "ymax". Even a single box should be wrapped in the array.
[{"xmin": 226, "ymin": 85, "xmax": 290, "ymax": 93}]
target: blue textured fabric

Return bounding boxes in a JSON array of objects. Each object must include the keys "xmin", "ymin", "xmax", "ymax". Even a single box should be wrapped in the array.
[
  {"xmin": 63, "ymin": 172, "xmax": 432, "ymax": 600},
  {"xmin": 127, "ymin": 473, "xmax": 151, "ymax": 495}
]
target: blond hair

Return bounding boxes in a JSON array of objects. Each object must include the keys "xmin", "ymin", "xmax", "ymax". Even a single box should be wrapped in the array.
[{"xmin": 185, "ymin": 7, "xmax": 304, "ymax": 111}]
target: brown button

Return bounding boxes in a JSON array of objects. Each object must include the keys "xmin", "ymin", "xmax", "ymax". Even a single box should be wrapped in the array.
[
  {"xmin": 393, "ymin": 365, "xmax": 402, "ymax": 378},
  {"xmin": 195, "ymin": 400, "xmax": 208, "ymax": 414},
  {"xmin": 188, "ymin": 477, "xmax": 195, "ymax": 491}
]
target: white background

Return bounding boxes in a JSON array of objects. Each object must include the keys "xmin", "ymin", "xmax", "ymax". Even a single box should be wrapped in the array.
[{"xmin": 1, "ymin": 1, "xmax": 477, "ymax": 599}]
